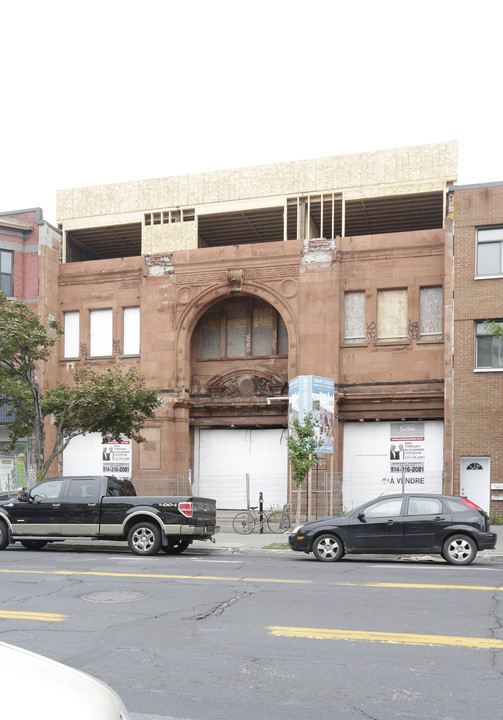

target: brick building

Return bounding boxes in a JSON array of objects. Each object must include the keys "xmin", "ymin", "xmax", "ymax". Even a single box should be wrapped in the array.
[
  {"xmin": 55, "ymin": 142, "xmax": 457, "ymax": 513},
  {"xmin": 0, "ymin": 209, "xmax": 61, "ymax": 491},
  {"xmin": 445, "ymin": 182, "xmax": 503, "ymax": 517}
]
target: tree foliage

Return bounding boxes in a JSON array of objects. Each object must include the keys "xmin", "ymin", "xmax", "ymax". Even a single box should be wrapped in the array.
[
  {"xmin": 0, "ymin": 292, "xmax": 161, "ymax": 482},
  {"xmin": 484, "ymin": 320, "xmax": 503, "ymax": 336},
  {"xmin": 287, "ymin": 412, "xmax": 322, "ymax": 488}
]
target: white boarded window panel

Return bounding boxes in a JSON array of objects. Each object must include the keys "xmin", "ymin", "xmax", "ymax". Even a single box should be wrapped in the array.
[
  {"xmin": 377, "ymin": 289, "xmax": 407, "ymax": 339},
  {"xmin": 90, "ymin": 309, "xmax": 113, "ymax": 356},
  {"xmin": 344, "ymin": 291, "xmax": 365, "ymax": 343},
  {"xmin": 420, "ymin": 287, "xmax": 442, "ymax": 340},
  {"xmin": 64, "ymin": 311, "xmax": 80, "ymax": 358},
  {"xmin": 123, "ymin": 307, "xmax": 140, "ymax": 355}
]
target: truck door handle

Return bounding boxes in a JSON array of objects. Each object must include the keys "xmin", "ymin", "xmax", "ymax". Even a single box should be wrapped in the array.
[
  {"xmin": 387, "ymin": 519, "xmax": 394, "ymax": 525},
  {"xmin": 88, "ymin": 503, "xmax": 97, "ymax": 507}
]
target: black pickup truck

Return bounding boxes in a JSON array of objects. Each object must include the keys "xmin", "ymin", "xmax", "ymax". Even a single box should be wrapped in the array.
[{"xmin": 0, "ymin": 475, "xmax": 218, "ymax": 556}]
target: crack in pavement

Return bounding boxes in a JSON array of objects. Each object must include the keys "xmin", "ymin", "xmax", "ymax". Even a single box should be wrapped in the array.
[{"xmin": 187, "ymin": 591, "xmax": 252, "ymax": 621}]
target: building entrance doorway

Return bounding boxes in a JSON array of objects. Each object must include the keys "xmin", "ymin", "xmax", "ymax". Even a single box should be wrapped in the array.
[
  {"xmin": 460, "ymin": 457, "xmax": 490, "ymax": 513},
  {"xmin": 193, "ymin": 427, "xmax": 288, "ymax": 510}
]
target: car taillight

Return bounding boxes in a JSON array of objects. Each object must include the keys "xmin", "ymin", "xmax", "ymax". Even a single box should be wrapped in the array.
[
  {"xmin": 178, "ymin": 502, "xmax": 193, "ymax": 518},
  {"xmin": 459, "ymin": 497, "xmax": 481, "ymax": 510}
]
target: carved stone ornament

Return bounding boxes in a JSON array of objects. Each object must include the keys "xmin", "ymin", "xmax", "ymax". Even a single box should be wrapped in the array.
[
  {"xmin": 208, "ymin": 367, "xmax": 288, "ymax": 399},
  {"xmin": 227, "ymin": 267, "xmax": 245, "ymax": 293}
]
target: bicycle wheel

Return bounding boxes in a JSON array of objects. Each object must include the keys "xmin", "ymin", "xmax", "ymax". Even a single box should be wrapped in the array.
[
  {"xmin": 267, "ymin": 508, "xmax": 290, "ymax": 534},
  {"xmin": 232, "ymin": 512, "xmax": 255, "ymax": 535}
]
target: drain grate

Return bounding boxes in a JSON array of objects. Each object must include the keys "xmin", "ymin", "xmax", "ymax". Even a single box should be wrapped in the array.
[{"xmin": 80, "ymin": 590, "xmax": 149, "ymax": 603}]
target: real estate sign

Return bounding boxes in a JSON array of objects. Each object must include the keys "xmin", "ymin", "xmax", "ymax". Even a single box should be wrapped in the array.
[{"xmin": 288, "ymin": 375, "xmax": 335, "ymax": 454}]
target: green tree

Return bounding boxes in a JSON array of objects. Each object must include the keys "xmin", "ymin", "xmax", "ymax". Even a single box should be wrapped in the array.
[
  {"xmin": 484, "ymin": 320, "xmax": 503, "ymax": 336},
  {"xmin": 287, "ymin": 411, "xmax": 322, "ymax": 522},
  {"xmin": 0, "ymin": 292, "xmax": 161, "ymax": 482}
]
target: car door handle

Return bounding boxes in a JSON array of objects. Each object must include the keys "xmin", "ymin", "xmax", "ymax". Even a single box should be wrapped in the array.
[
  {"xmin": 387, "ymin": 519, "xmax": 394, "ymax": 525},
  {"xmin": 52, "ymin": 503, "xmax": 61, "ymax": 507},
  {"xmin": 434, "ymin": 516, "xmax": 445, "ymax": 521},
  {"xmin": 88, "ymin": 503, "xmax": 97, "ymax": 507}
]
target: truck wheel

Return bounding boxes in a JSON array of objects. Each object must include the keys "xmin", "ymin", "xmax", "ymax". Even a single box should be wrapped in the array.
[
  {"xmin": 0, "ymin": 520, "xmax": 9, "ymax": 550},
  {"xmin": 128, "ymin": 522, "xmax": 161, "ymax": 556},
  {"xmin": 20, "ymin": 540, "xmax": 48, "ymax": 550},
  {"xmin": 163, "ymin": 538, "xmax": 191, "ymax": 554}
]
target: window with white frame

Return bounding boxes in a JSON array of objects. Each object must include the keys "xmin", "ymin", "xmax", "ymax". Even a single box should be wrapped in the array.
[
  {"xmin": 0, "ymin": 250, "xmax": 13, "ymax": 296},
  {"xmin": 475, "ymin": 320, "xmax": 503, "ymax": 369},
  {"xmin": 419, "ymin": 286, "xmax": 442, "ymax": 340},
  {"xmin": 477, "ymin": 227, "xmax": 503, "ymax": 277},
  {"xmin": 123, "ymin": 307, "xmax": 140, "ymax": 355},
  {"xmin": 377, "ymin": 289, "xmax": 407, "ymax": 340},
  {"xmin": 90, "ymin": 309, "xmax": 113, "ymax": 357},
  {"xmin": 344, "ymin": 291, "xmax": 366, "ymax": 344},
  {"xmin": 63, "ymin": 311, "xmax": 80, "ymax": 358}
]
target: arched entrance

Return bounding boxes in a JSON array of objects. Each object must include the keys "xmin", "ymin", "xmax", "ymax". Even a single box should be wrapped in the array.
[{"xmin": 189, "ymin": 294, "xmax": 290, "ymax": 509}]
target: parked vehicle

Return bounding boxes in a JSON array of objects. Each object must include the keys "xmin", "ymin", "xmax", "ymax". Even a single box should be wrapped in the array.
[
  {"xmin": 0, "ymin": 640, "xmax": 130, "ymax": 719},
  {"xmin": 288, "ymin": 493, "xmax": 497, "ymax": 565},
  {"xmin": 0, "ymin": 475, "xmax": 218, "ymax": 556}
]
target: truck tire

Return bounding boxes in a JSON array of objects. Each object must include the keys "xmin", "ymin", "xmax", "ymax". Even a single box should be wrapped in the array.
[
  {"xmin": 128, "ymin": 522, "xmax": 161, "ymax": 556},
  {"xmin": 162, "ymin": 538, "xmax": 191, "ymax": 554},
  {"xmin": 0, "ymin": 520, "xmax": 9, "ymax": 550}
]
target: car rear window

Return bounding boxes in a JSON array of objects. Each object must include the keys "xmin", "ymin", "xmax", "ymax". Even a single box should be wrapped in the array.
[
  {"xmin": 407, "ymin": 497, "xmax": 442, "ymax": 515},
  {"xmin": 445, "ymin": 498, "xmax": 474, "ymax": 514}
]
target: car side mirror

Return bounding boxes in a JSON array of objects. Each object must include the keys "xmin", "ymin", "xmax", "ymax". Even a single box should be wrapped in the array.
[
  {"xmin": 17, "ymin": 488, "xmax": 30, "ymax": 503},
  {"xmin": 358, "ymin": 512, "xmax": 366, "ymax": 523}
]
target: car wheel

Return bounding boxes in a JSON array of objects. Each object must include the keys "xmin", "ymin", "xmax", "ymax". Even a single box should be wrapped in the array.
[
  {"xmin": 20, "ymin": 540, "xmax": 48, "ymax": 550},
  {"xmin": 162, "ymin": 538, "xmax": 190, "ymax": 554},
  {"xmin": 127, "ymin": 522, "xmax": 161, "ymax": 556},
  {"xmin": 0, "ymin": 520, "xmax": 9, "ymax": 550},
  {"xmin": 312, "ymin": 533, "xmax": 345, "ymax": 562},
  {"xmin": 442, "ymin": 534, "xmax": 477, "ymax": 565}
]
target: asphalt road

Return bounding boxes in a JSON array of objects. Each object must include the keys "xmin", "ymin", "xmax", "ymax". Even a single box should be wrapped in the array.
[{"xmin": 1, "ymin": 542, "xmax": 502, "ymax": 720}]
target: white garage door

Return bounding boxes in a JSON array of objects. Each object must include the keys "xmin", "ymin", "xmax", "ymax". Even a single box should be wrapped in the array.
[{"xmin": 193, "ymin": 428, "xmax": 288, "ymax": 509}]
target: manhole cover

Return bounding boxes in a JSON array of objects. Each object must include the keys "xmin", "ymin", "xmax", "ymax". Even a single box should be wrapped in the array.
[{"xmin": 80, "ymin": 590, "xmax": 149, "ymax": 603}]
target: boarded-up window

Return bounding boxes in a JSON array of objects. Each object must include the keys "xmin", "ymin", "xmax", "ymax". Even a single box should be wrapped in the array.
[
  {"xmin": 90, "ymin": 309, "xmax": 113, "ymax": 356},
  {"xmin": 201, "ymin": 311, "xmax": 220, "ymax": 359},
  {"xmin": 420, "ymin": 287, "xmax": 442, "ymax": 340},
  {"xmin": 123, "ymin": 307, "xmax": 140, "ymax": 355},
  {"xmin": 252, "ymin": 306, "xmax": 273, "ymax": 356},
  {"xmin": 377, "ymin": 289, "xmax": 407, "ymax": 340},
  {"xmin": 63, "ymin": 311, "xmax": 80, "ymax": 358},
  {"xmin": 344, "ymin": 292, "xmax": 365, "ymax": 343},
  {"xmin": 226, "ymin": 308, "xmax": 247, "ymax": 357}
]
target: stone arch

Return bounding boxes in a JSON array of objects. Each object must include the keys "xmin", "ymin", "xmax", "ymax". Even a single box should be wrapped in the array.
[{"xmin": 174, "ymin": 278, "xmax": 299, "ymax": 386}]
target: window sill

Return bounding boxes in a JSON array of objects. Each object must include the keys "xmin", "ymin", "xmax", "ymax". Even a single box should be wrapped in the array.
[
  {"xmin": 119, "ymin": 354, "xmax": 141, "ymax": 359},
  {"xmin": 475, "ymin": 274, "xmax": 503, "ymax": 280},
  {"xmin": 375, "ymin": 339, "xmax": 411, "ymax": 347},
  {"xmin": 341, "ymin": 342, "xmax": 367, "ymax": 348},
  {"xmin": 474, "ymin": 367, "xmax": 503, "ymax": 373},
  {"xmin": 416, "ymin": 338, "xmax": 443, "ymax": 344}
]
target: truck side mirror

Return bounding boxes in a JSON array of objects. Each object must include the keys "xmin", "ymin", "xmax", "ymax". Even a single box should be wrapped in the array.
[{"xmin": 17, "ymin": 488, "xmax": 30, "ymax": 503}]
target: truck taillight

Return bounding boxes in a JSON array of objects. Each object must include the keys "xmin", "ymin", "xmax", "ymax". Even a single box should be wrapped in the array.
[{"xmin": 178, "ymin": 502, "xmax": 193, "ymax": 518}]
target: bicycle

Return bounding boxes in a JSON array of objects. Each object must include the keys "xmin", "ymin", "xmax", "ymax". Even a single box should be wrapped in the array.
[{"xmin": 232, "ymin": 504, "xmax": 291, "ymax": 535}]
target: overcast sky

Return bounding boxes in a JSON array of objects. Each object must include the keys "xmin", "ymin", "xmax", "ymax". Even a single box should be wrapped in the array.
[{"xmin": 2, "ymin": 0, "xmax": 503, "ymax": 226}]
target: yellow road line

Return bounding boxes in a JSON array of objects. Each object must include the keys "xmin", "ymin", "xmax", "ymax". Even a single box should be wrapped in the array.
[
  {"xmin": 268, "ymin": 626, "xmax": 503, "ymax": 649},
  {"xmin": 0, "ymin": 569, "xmax": 310, "ymax": 584},
  {"xmin": 337, "ymin": 582, "xmax": 503, "ymax": 591},
  {"xmin": 0, "ymin": 610, "xmax": 66, "ymax": 622}
]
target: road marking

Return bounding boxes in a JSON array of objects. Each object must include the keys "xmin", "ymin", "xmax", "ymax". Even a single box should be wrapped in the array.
[
  {"xmin": 1, "ymin": 568, "xmax": 502, "ymax": 590},
  {"xmin": 268, "ymin": 626, "xmax": 503, "ymax": 649},
  {"xmin": 0, "ymin": 610, "xmax": 66, "ymax": 622},
  {"xmin": 0, "ymin": 569, "xmax": 310, "ymax": 584},
  {"xmin": 337, "ymin": 582, "xmax": 503, "ymax": 591}
]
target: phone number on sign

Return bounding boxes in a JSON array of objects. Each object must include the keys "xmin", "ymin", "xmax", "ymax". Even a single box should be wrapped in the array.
[
  {"xmin": 390, "ymin": 466, "xmax": 424, "ymax": 473},
  {"xmin": 103, "ymin": 465, "xmax": 130, "ymax": 473}
]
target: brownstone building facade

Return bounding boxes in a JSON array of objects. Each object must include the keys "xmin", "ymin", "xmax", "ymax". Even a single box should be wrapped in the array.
[
  {"xmin": 445, "ymin": 182, "xmax": 503, "ymax": 517},
  {"xmin": 0, "ymin": 209, "xmax": 61, "ymax": 491},
  {"xmin": 55, "ymin": 143, "xmax": 457, "ymax": 513}
]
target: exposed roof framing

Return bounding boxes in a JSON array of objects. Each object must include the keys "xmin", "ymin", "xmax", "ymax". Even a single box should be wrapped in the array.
[
  {"xmin": 66, "ymin": 223, "xmax": 142, "ymax": 261},
  {"xmin": 198, "ymin": 207, "xmax": 284, "ymax": 247}
]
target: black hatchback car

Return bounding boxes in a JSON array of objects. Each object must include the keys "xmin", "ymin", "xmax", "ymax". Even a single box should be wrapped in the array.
[{"xmin": 289, "ymin": 494, "xmax": 497, "ymax": 565}]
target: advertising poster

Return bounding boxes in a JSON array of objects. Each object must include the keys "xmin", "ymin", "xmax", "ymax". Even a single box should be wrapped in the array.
[
  {"xmin": 102, "ymin": 440, "xmax": 132, "ymax": 478},
  {"xmin": 288, "ymin": 375, "xmax": 335, "ymax": 455},
  {"xmin": 389, "ymin": 422, "xmax": 425, "ymax": 484}
]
